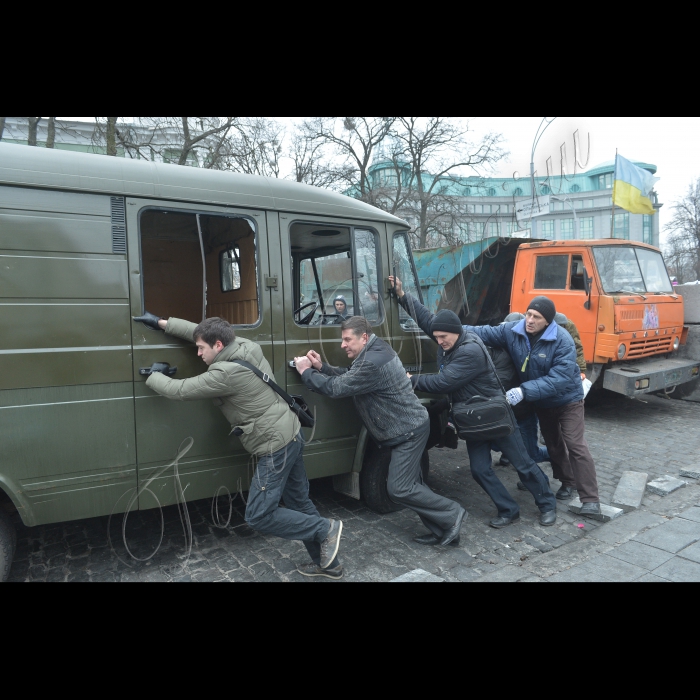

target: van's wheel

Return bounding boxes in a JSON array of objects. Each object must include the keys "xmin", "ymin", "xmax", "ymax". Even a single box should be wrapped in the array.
[
  {"xmin": 0, "ymin": 508, "xmax": 17, "ymax": 583},
  {"xmin": 360, "ymin": 444, "xmax": 431, "ymax": 515}
]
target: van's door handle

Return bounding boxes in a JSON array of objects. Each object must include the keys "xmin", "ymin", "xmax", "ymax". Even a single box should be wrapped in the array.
[{"xmin": 140, "ymin": 364, "xmax": 178, "ymax": 378}]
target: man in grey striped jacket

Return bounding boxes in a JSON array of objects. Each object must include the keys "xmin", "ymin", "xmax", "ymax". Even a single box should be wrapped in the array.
[{"xmin": 294, "ymin": 316, "xmax": 467, "ymax": 548}]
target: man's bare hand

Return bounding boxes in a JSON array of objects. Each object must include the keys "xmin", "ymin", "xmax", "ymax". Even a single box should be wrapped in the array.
[
  {"xmin": 307, "ymin": 351, "xmax": 323, "ymax": 371},
  {"xmin": 389, "ymin": 276, "xmax": 405, "ymax": 299},
  {"xmin": 294, "ymin": 357, "xmax": 313, "ymax": 375}
]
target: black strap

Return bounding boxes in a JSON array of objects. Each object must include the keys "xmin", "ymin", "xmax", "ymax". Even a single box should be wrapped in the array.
[
  {"xmin": 449, "ymin": 333, "xmax": 508, "ymax": 407},
  {"xmin": 232, "ymin": 360, "xmax": 296, "ymax": 408}
]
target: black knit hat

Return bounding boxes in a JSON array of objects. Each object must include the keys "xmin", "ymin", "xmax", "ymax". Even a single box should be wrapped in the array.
[
  {"xmin": 528, "ymin": 296, "xmax": 557, "ymax": 325},
  {"xmin": 431, "ymin": 310, "xmax": 463, "ymax": 336}
]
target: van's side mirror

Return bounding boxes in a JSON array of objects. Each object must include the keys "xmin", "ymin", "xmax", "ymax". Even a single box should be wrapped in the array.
[{"xmin": 584, "ymin": 273, "xmax": 593, "ymax": 310}]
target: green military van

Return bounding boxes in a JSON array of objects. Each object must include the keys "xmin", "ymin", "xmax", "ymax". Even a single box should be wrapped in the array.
[{"xmin": 0, "ymin": 143, "xmax": 439, "ymax": 581}]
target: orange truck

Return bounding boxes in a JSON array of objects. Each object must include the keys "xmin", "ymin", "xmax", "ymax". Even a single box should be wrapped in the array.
[{"xmin": 510, "ymin": 240, "xmax": 699, "ymax": 398}]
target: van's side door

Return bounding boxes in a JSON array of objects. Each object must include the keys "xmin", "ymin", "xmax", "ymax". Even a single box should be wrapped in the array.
[{"xmin": 127, "ymin": 199, "xmax": 273, "ymax": 509}]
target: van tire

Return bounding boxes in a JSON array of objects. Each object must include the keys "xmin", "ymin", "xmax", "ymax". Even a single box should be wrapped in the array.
[
  {"xmin": 360, "ymin": 444, "xmax": 431, "ymax": 515},
  {"xmin": 0, "ymin": 508, "xmax": 16, "ymax": 583}
]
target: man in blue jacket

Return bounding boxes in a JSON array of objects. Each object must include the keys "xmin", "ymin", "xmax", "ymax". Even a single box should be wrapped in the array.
[{"xmin": 465, "ymin": 297, "xmax": 602, "ymax": 518}]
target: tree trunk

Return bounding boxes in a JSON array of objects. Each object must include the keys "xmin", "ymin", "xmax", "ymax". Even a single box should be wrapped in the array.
[
  {"xmin": 106, "ymin": 117, "xmax": 119, "ymax": 156},
  {"xmin": 0, "ymin": 117, "xmax": 6, "ymax": 141},
  {"xmin": 419, "ymin": 205, "xmax": 429, "ymax": 249},
  {"xmin": 27, "ymin": 117, "xmax": 42, "ymax": 146},
  {"xmin": 46, "ymin": 117, "xmax": 56, "ymax": 148}
]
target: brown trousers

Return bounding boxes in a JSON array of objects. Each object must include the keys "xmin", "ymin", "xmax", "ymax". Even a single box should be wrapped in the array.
[{"xmin": 537, "ymin": 401, "xmax": 600, "ymax": 504}]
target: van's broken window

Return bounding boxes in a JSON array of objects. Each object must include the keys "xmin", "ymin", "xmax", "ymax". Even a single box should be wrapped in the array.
[{"xmin": 140, "ymin": 209, "xmax": 259, "ymax": 326}]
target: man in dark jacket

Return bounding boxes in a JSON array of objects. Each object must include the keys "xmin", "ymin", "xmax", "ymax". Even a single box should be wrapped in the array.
[
  {"xmin": 294, "ymin": 316, "xmax": 467, "ymax": 547},
  {"xmin": 392, "ymin": 279, "xmax": 558, "ymax": 530},
  {"xmin": 464, "ymin": 297, "xmax": 602, "ymax": 518}
]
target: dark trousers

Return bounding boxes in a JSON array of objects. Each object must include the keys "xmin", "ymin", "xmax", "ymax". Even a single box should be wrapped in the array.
[
  {"xmin": 518, "ymin": 413, "xmax": 551, "ymax": 464},
  {"xmin": 246, "ymin": 433, "xmax": 339, "ymax": 568},
  {"xmin": 467, "ymin": 429, "xmax": 558, "ymax": 520},
  {"xmin": 537, "ymin": 401, "xmax": 600, "ymax": 504},
  {"xmin": 387, "ymin": 420, "xmax": 463, "ymax": 537}
]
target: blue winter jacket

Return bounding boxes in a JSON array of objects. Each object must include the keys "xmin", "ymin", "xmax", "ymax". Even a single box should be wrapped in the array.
[{"xmin": 463, "ymin": 320, "xmax": 584, "ymax": 409}]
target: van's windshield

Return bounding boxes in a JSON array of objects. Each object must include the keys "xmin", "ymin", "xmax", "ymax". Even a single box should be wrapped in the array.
[{"xmin": 593, "ymin": 246, "xmax": 673, "ymax": 294}]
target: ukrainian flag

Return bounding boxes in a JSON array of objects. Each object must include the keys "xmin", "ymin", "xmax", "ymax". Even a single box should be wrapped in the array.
[{"xmin": 613, "ymin": 155, "xmax": 660, "ymax": 215}]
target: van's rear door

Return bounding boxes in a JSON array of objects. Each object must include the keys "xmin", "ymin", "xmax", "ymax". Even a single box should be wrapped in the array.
[{"xmin": 127, "ymin": 199, "xmax": 274, "ymax": 510}]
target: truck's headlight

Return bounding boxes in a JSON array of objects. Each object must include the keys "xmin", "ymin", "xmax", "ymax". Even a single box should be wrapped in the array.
[
  {"xmin": 674, "ymin": 337, "xmax": 681, "ymax": 351},
  {"xmin": 618, "ymin": 345, "xmax": 627, "ymax": 360}
]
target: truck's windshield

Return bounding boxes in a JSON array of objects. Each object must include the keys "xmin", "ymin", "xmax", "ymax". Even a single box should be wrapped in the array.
[{"xmin": 593, "ymin": 246, "xmax": 673, "ymax": 294}]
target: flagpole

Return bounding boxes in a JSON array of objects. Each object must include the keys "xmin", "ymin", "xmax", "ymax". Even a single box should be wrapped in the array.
[{"xmin": 610, "ymin": 150, "xmax": 618, "ymax": 239}]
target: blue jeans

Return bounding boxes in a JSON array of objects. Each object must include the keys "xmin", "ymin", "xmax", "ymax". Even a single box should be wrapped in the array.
[
  {"xmin": 467, "ymin": 429, "xmax": 557, "ymax": 520},
  {"xmin": 518, "ymin": 413, "xmax": 550, "ymax": 464},
  {"xmin": 245, "ymin": 433, "xmax": 338, "ymax": 568}
]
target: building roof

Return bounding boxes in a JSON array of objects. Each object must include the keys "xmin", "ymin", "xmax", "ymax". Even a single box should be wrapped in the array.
[{"xmin": 0, "ymin": 143, "xmax": 408, "ymax": 225}]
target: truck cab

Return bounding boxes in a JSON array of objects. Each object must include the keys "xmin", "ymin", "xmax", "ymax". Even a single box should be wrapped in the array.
[{"xmin": 511, "ymin": 240, "xmax": 700, "ymax": 397}]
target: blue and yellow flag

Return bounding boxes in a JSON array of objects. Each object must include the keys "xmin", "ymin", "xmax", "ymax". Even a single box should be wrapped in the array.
[{"xmin": 613, "ymin": 155, "xmax": 660, "ymax": 215}]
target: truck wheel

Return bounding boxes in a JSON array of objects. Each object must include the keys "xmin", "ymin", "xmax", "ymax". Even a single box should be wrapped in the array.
[
  {"xmin": 360, "ymin": 444, "xmax": 432, "ymax": 515},
  {"xmin": 0, "ymin": 508, "xmax": 16, "ymax": 583}
]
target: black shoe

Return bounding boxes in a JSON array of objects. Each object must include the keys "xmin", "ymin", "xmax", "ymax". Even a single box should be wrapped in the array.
[
  {"xmin": 557, "ymin": 486, "xmax": 576, "ymax": 501},
  {"xmin": 413, "ymin": 534, "xmax": 460, "ymax": 548},
  {"xmin": 297, "ymin": 563, "xmax": 345, "ymax": 581},
  {"xmin": 320, "ymin": 520, "xmax": 343, "ymax": 570},
  {"xmin": 499, "ymin": 458, "xmax": 511, "ymax": 467},
  {"xmin": 540, "ymin": 511, "xmax": 557, "ymax": 527},
  {"xmin": 580, "ymin": 503, "xmax": 602, "ymax": 518},
  {"xmin": 517, "ymin": 481, "xmax": 527, "ymax": 492},
  {"xmin": 440, "ymin": 508, "xmax": 468, "ymax": 547},
  {"xmin": 490, "ymin": 515, "xmax": 521, "ymax": 530}
]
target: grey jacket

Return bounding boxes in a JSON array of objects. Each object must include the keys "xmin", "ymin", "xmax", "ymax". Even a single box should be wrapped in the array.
[
  {"xmin": 301, "ymin": 335, "xmax": 428, "ymax": 444},
  {"xmin": 147, "ymin": 318, "xmax": 300, "ymax": 456}
]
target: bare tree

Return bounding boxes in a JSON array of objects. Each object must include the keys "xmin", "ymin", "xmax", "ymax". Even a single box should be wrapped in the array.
[
  {"xmin": 27, "ymin": 117, "xmax": 43, "ymax": 146},
  {"xmin": 666, "ymin": 178, "xmax": 700, "ymax": 282},
  {"xmin": 221, "ymin": 118, "xmax": 284, "ymax": 177},
  {"xmin": 289, "ymin": 126, "xmax": 353, "ymax": 189},
  {"xmin": 46, "ymin": 117, "xmax": 57, "ymax": 149},
  {"xmin": 392, "ymin": 118, "xmax": 505, "ymax": 249},
  {"xmin": 0, "ymin": 117, "xmax": 6, "ymax": 141},
  {"xmin": 301, "ymin": 117, "xmax": 397, "ymax": 202}
]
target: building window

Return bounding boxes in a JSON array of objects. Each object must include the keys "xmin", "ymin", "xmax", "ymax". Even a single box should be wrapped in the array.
[
  {"xmin": 560, "ymin": 220, "xmax": 575, "ymax": 240},
  {"xmin": 541, "ymin": 185, "xmax": 551, "ymax": 195},
  {"xmin": 490, "ymin": 222, "xmax": 501, "ymax": 238},
  {"xmin": 643, "ymin": 216, "xmax": 654, "ymax": 245},
  {"xmin": 580, "ymin": 217, "xmax": 595, "ymax": 239},
  {"xmin": 540, "ymin": 220, "xmax": 555, "ymax": 240},
  {"xmin": 513, "ymin": 188, "xmax": 524, "ymax": 197},
  {"xmin": 612, "ymin": 212, "xmax": 630, "ymax": 240},
  {"xmin": 598, "ymin": 173, "xmax": 614, "ymax": 190},
  {"xmin": 571, "ymin": 184, "xmax": 582, "ymax": 193}
]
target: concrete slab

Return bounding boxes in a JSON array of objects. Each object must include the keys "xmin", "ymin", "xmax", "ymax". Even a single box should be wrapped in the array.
[
  {"xmin": 677, "ymin": 285, "xmax": 700, "ymax": 324},
  {"xmin": 568, "ymin": 499, "xmax": 624, "ymax": 523},
  {"xmin": 647, "ymin": 476, "xmax": 687, "ymax": 497},
  {"xmin": 546, "ymin": 564, "xmax": 610, "ymax": 583},
  {"xmin": 585, "ymin": 555, "xmax": 647, "ymax": 582},
  {"xmin": 677, "ymin": 507, "xmax": 700, "ymax": 524},
  {"xmin": 612, "ymin": 471, "xmax": 649, "ymax": 513},
  {"xmin": 652, "ymin": 557, "xmax": 700, "ymax": 583},
  {"xmin": 680, "ymin": 466, "xmax": 700, "ymax": 480},
  {"xmin": 636, "ymin": 574, "xmax": 672, "ymax": 583},
  {"xmin": 678, "ymin": 542, "xmax": 700, "ymax": 565},
  {"xmin": 607, "ymin": 541, "xmax": 675, "ymax": 572},
  {"xmin": 633, "ymin": 519, "xmax": 700, "ymax": 554},
  {"xmin": 392, "ymin": 569, "xmax": 445, "ymax": 583}
]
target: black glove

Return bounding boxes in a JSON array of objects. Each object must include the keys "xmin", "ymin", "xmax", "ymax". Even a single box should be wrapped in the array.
[
  {"xmin": 140, "ymin": 363, "xmax": 178, "ymax": 378},
  {"xmin": 133, "ymin": 312, "xmax": 165, "ymax": 332}
]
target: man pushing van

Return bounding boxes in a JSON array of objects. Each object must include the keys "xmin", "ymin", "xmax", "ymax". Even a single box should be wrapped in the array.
[{"xmin": 134, "ymin": 312, "xmax": 345, "ymax": 580}]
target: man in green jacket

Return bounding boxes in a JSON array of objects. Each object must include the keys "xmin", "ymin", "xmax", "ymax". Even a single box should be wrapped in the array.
[{"xmin": 134, "ymin": 313, "xmax": 344, "ymax": 580}]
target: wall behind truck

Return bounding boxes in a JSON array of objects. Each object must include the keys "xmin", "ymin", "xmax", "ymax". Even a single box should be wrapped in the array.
[{"xmin": 676, "ymin": 285, "xmax": 700, "ymax": 403}]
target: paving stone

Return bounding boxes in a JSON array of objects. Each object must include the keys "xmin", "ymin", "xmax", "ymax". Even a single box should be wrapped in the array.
[
  {"xmin": 635, "ymin": 574, "xmax": 672, "ymax": 583},
  {"xmin": 680, "ymin": 466, "xmax": 700, "ymax": 480},
  {"xmin": 546, "ymin": 564, "xmax": 610, "ymax": 583},
  {"xmin": 677, "ymin": 541, "xmax": 700, "ymax": 564},
  {"xmin": 585, "ymin": 555, "xmax": 647, "ymax": 582},
  {"xmin": 608, "ymin": 541, "xmax": 675, "ymax": 572},
  {"xmin": 392, "ymin": 569, "xmax": 445, "ymax": 583},
  {"xmin": 633, "ymin": 518, "xmax": 700, "ymax": 554},
  {"xmin": 568, "ymin": 499, "xmax": 624, "ymax": 523},
  {"xmin": 652, "ymin": 556, "xmax": 700, "ymax": 583},
  {"xmin": 474, "ymin": 566, "xmax": 531, "ymax": 583},
  {"xmin": 612, "ymin": 472, "xmax": 649, "ymax": 513},
  {"xmin": 676, "ymin": 507, "xmax": 700, "ymax": 524},
  {"xmin": 647, "ymin": 476, "xmax": 687, "ymax": 497}
]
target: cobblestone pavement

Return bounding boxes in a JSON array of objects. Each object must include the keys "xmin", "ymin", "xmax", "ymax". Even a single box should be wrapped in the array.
[{"xmin": 5, "ymin": 393, "xmax": 700, "ymax": 583}]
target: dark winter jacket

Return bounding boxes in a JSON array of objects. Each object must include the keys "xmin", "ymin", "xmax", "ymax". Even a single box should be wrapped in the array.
[
  {"xmin": 301, "ymin": 335, "xmax": 428, "ymax": 444},
  {"xmin": 464, "ymin": 319, "xmax": 585, "ymax": 409},
  {"xmin": 399, "ymin": 295, "xmax": 502, "ymax": 405}
]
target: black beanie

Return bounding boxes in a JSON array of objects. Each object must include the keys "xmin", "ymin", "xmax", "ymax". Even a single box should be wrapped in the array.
[
  {"xmin": 528, "ymin": 296, "xmax": 557, "ymax": 325},
  {"xmin": 431, "ymin": 310, "xmax": 463, "ymax": 336}
]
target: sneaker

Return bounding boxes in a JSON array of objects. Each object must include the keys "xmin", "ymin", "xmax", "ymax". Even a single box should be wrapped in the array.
[
  {"xmin": 297, "ymin": 563, "xmax": 345, "ymax": 581},
  {"xmin": 320, "ymin": 520, "xmax": 344, "ymax": 570}
]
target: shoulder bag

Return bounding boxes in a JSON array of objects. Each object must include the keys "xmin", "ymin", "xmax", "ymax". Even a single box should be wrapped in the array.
[
  {"xmin": 233, "ymin": 360, "xmax": 316, "ymax": 429},
  {"xmin": 450, "ymin": 335, "xmax": 517, "ymax": 442}
]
